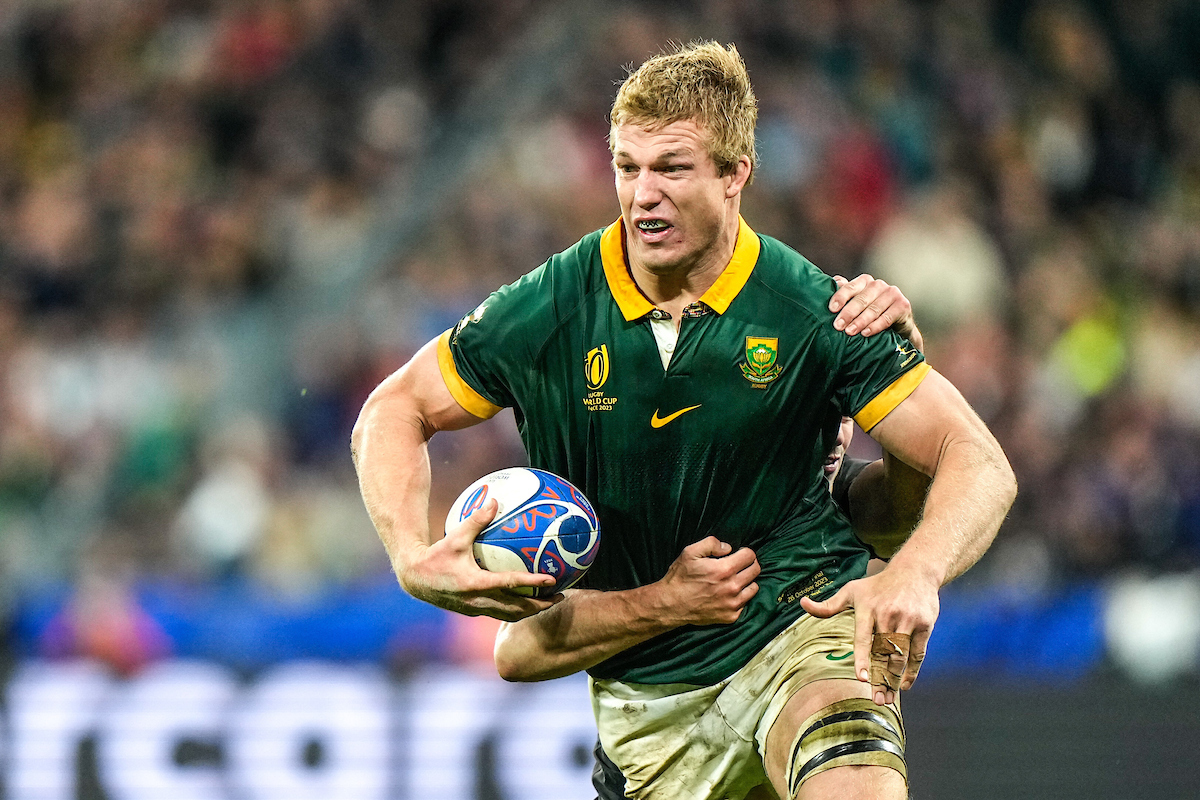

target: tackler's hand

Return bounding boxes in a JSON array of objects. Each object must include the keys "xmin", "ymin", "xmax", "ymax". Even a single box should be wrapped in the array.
[
  {"xmin": 398, "ymin": 498, "xmax": 561, "ymax": 622},
  {"xmin": 829, "ymin": 274, "xmax": 924, "ymax": 353},
  {"xmin": 654, "ymin": 537, "xmax": 761, "ymax": 627},
  {"xmin": 800, "ymin": 564, "xmax": 939, "ymax": 706}
]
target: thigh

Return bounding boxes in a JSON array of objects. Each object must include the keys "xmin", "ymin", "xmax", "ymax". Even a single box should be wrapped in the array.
[
  {"xmin": 592, "ymin": 677, "xmax": 766, "ymax": 800},
  {"xmin": 763, "ymin": 679, "xmax": 906, "ymax": 800}
]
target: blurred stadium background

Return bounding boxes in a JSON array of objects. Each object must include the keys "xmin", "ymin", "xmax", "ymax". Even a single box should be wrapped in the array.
[{"xmin": 1, "ymin": 0, "xmax": 1199, "ymax": 797}]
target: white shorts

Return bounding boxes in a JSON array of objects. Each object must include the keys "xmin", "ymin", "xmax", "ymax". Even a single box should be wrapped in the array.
[{"xmin": 590, "ymin": 610, "xmax": 876, "ymax": 800}]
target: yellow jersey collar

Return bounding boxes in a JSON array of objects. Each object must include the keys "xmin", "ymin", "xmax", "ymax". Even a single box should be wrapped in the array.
[{"xmin": 600, "ymin": 216, "xmax": 761, "ymax": 322}]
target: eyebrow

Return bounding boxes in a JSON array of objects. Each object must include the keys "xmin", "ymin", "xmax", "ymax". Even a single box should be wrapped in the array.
[{"xmin": 612, "ymin": 148, "xmax": 695, "ymax": 162}]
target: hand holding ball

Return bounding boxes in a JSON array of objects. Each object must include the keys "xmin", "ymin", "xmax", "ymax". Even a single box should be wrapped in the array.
[{"xmin": 446, "ymin": 468, "xmax": 601, "ymax": 598}]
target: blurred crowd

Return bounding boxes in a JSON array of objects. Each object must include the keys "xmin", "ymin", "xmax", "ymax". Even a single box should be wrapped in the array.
[{"xmin": 2, "ymin": 0, "xmax": 1200, "ymax": 667}]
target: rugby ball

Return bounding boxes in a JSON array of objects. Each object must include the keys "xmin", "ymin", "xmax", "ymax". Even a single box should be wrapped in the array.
[{"xmin": 445, "ymin": 467, "xmax": 601, "ymax": 597}]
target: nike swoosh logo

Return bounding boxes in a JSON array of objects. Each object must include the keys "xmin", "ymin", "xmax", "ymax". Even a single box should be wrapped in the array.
[
  {"xmin": 826, "ymin": 651, "xmax": 853, "ymax": 661},
  {"xmin": 650, "ymin": 404, "xmax": 702, "ymax": 428}
]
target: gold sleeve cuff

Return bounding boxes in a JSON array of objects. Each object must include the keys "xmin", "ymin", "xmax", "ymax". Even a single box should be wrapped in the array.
[
  {"xmin": 437, "ymin": 330, "xmax": 503, "ymax": 420},
  {"xmin": 853, "ymin": 362, "xmax": 931, "ymax": 432}
]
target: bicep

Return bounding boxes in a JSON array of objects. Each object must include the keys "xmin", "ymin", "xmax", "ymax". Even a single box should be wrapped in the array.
[
  {"xmin": 357, "ymin": 337, "xmax": 489, "ymax": 448},
  {"xmin": 865, "ymin": 369, "xmax": 999, "ymax": 475}
]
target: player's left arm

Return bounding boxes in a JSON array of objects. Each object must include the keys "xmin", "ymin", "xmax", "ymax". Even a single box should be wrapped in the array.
[{"xmin": 802, "ymin": 370, "xmax": 1016, "ymax": 703}]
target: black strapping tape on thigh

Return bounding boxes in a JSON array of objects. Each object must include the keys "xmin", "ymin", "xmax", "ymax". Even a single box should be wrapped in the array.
[
  {"xmin": 791, "ymin": 739, "xmax": 905, "ymax": 795},
  {"xmin": 797, "ymin": 709, "xmax": 901, "ymax": 745}
]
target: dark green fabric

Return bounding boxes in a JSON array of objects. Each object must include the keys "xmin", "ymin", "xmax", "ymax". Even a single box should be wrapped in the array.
[
  {"xmin": 447, "ymin": 227, "xmax": 926, "ymax": 685},
  {"xmin": 832, "ymin": 457, "xmax": 872, "ymax": 518}
]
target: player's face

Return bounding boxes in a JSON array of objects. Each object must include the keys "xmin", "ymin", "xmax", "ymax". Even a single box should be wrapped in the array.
[
  {"xmin": 824, "ymin": 417, "xmax": 855, "ymax": 490},
  {"xmin": 611, "ymin": 120, "xmax": 745, "ymax": 276}
]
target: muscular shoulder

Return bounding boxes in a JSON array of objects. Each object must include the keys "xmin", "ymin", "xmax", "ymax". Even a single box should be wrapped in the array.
[
  {"xmin": 748, "ymin": 234, "xmax": 839, "ymax": 318},
  {"xmin": 454, "ymin": 228, "xmax": 605, "ymax": 349}
]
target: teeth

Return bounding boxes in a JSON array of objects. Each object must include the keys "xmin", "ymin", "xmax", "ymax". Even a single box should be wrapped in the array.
[{"xmin": 638, "ymin": 220, "xmax": 668, "ymax": 231}]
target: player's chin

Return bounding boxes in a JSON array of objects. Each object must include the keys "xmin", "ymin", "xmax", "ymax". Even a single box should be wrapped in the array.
[{"xmin": 633, "ymin": 239, "xmax": 689, "ymax": 269}]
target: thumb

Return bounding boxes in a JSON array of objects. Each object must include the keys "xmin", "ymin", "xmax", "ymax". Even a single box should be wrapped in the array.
[
  {"xmin": 801, "ymin": 585, "xmax": 852, "ymax": 618},
  {"xmin": 446, "ymin": 498, "xmax": 499, "ymax": 545}
]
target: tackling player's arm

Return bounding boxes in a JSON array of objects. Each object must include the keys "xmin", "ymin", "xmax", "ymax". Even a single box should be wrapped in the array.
[
  {"xmin": 351, "ymin": 337, "xmax": 558, "ymax": 621},
  {"xmin": 842, "ymin": 307, "xmax": 931, "ymax": 555},
  {"xmin": 845, "ymin": 453, "xmax": 931, "ymax": 560},
  {"xmin": 495, "ymin": 537, "xmax": 759, "ymax": 681},
  {"xmin": 802, "ymin": 370, "xmax": 1017, "ymax": 705}
]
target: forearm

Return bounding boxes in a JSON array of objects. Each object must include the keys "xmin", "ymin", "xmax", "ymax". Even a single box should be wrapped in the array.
[
  {"xmin": 351, "ymin": 338, "xmax": 568, "ymax": 620},
  {"xmin": 495, "ymin": 537, "xmax": 760, "ymax": 680},
  {"xmin": 494, "ymin": 586, "xmax": 680, "ymax": 681},
  {"xmin": 866, "ymin": 370, "xmax": 1017, "ymax": 587},
  {"xmin": 887, "ymin": 431, "xmax": 1015, "ymax": 586},
  {"xmin": 351, "ymin": 338, "xmax": 487, "ymax": 598}
]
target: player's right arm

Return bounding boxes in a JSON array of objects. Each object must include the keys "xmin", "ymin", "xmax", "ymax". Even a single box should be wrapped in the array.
[
  {"xmin": 494, "ymin": 537, "xmax": 760, "ymax": 681},
  {"xmin": 351, "ymin": 337, "xmax": 558, "ymax": 621}
]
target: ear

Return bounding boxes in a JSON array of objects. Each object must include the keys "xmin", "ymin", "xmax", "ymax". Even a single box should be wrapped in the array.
[{"xmin": 724, "ymin": 155, "xmax": 752, "ymax": 198}]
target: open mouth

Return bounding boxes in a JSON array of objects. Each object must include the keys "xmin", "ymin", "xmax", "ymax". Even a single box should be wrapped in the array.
[
  {"xmin": 635, "ymin": 219, "xmax": 673, "ymax": 239},
  {"xmin": 823, "ymin": 454, "xmax": 842, "ymax": 475}
]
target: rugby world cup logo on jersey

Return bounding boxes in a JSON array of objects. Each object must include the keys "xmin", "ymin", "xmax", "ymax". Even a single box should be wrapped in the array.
[
  {"xmin": 741, "ymin": 336, "xmax": 783, "ymax": 388},
  {"xmin": 583, "ymin": 344, "xmax": 618, "ymax": 412}
]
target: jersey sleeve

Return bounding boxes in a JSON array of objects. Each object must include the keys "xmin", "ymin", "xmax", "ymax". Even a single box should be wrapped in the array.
[
  {"xmin": 438, "ymin": 264, "xmax": 554, "ymax": 419},
  {"xmin": 828, "ymin": 326, "xmax": 930, "ymax": 433}
]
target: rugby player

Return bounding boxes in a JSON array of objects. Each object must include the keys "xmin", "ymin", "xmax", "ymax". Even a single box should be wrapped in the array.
[{"xmin": 352, "ymin": 41, "xmax": 1015, "ymax": 800}]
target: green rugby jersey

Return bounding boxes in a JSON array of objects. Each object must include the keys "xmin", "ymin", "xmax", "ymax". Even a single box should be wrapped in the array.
[{"xmin": 438, "ymin": 217, "xmax": 929, "ymax": 686}]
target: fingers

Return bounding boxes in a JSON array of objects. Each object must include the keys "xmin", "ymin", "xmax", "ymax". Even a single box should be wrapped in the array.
[
  {"xmin": 438, "ymin": 579, "xmax": 560, "ymax": 621},
  {"xmin": 730, "ymin": 553, "xmax": 761, "ymax": 615},
  {"xmin": 685, "ymin": 536, "xmax": 734, "ymax": 558},
  {"xmin": 832, "ymin": 276, "xmax": 887, "ymax": 334},
  {"xmin": 828, "ymin": 273, "xmax": 870, "ymax": 315},
  {"xmin": 479, "ymin": 568, "xmax": 558, "ymax": 591},
  {"xmin": 870, "ymin": 632, "xmax": 909, "ymax": 706},
  {"xmin": 723, "ymin": 546, "xmax": 758, "ymax": 574},
  {"xmin": 829, "ymin": 274, "xmax": 913, "ymax": 338},
  {"xmin": 734, "ymin": 552, "xmax": 761, "ymax": 584},
  {"xmin": 732, "ymin": 580, "xmax": 759, "ymax": 613},
  {"xmin": 852, "ymin": 599, "xmax": 874, "ymax": 689},
  {"xmin": 900, "ymin": 627, "xmax": 930, "ymax": 690},
  {"xmin": 858, "ymin": 285, "xmax": 911, "ymax": 338}
]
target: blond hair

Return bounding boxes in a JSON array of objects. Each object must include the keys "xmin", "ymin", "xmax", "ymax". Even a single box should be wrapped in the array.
[{"xmin": 610, "ymin": 41, "xmax": 758, "ymax": 181}]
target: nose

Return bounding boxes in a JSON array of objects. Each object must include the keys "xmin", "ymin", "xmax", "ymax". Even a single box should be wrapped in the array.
[{"xmin": 632, "ymin": 169, "xmax": 664, "ymax": 208}]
